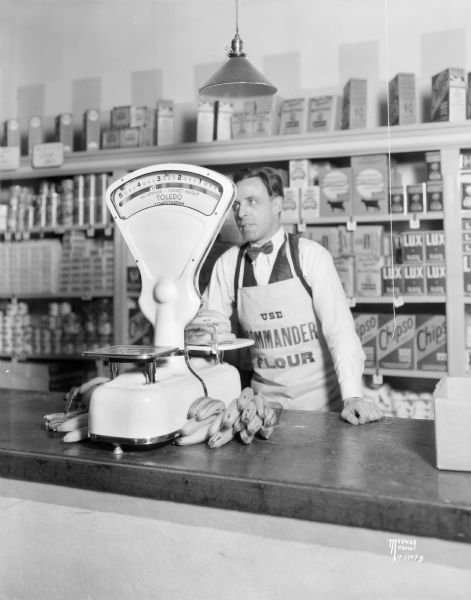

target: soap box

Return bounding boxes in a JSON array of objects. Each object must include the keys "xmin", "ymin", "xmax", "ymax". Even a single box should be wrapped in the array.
[
  {"xmin": 402, "ymin": 263, "xmax": 425, "ymax": 295},
  {"xmin": 406, "ymin": 183, "xmax": 426, "ymax": 214},
  {"xmin": 426, "ymin": 181, "xmax": 444, "ymax": 212},
  {"xmin": 401, "ymin": 231, "xmax": 424, "ymax": 262},
  {"xmin": 351, "ymin": 154, "xmax": 389, "ymax": 215},
  {"xmin": 431, "ymin": 67, "xmax": 466, "ymax": 122},
  {"xmin": 279, "ymin": 98, "xmax": 307, "ymax": 135},
  {"xmin": 389, "ymin": 185, "xmax": 407, "ymax": 214},
  {"xmin": 353, "ymin": 312, "xmax": 379, "ymax": 368},
  {"xmin": 388, "ymin": 73, "xmax": 416, "ymax": 125},
  {"xmin": 381, "ymin": 264, "xmax": 404, "ymax": 296},
  {"xmin": 281, "ymin": 187, "xmax": 300, "ymax": 224},
  {"xmin": 433, "ymin": 377, "xmax": 471, "ymax": 471},
  {"xmin": 425, "ymin": 263, "xmax": 446, "ymax": 295},
  {"xmin": 341, "ymin": 79, "xmax": 367, "ymax": 129},
  {"xmin": 319, "ymin": 167, "xmax": 352, "ymax": 217},
  {"xmin": 425, "ymin": 150, "xmax": 442, "ymax": 181},
  {"xmin": 377, "ymin": 313, "xmax": 415, "ymax": 370},
  {"xmin": 415, "ymin": 314, "xmax": 447, "ymax": 371},
  {"xmin": 307, "ymin": 95, "xmax": 342, "ymax": 132},
  {"xmin": 300, "ymin": 186, "xmax": 320, "ymax": 223},
  {"xmin": 354, "ymin": 255, "xmax": 383, "ymax": 297},
  {"xmin": 289, "ymin": 159, "xmax": 311, "ymax": 188},
  {"xmin": 424, "ymin": 230, "xmax": 445, "ymax": 262}
]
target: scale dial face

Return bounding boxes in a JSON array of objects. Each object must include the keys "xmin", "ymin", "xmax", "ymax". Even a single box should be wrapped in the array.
[{"xmin": 110, "ymin": 169, "xmax": 224, "ymax": 219}]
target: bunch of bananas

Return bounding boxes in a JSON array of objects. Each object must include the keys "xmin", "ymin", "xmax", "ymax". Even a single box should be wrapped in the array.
[{"xmin": 174, "ymin": 387, "xmax": 278, "ymax": 448}]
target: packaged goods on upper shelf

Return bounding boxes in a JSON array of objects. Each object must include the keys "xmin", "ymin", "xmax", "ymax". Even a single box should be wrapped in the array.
[
  {"xmin": 319, "ymin": 167, "xmax": 352, "ymax": 217},
  {"xmin": 279, "ymin": 98, "xmax": 307, "ymax": 135},
  {"xmin": 156, "ymin": 100, "xmax": 174, "ymax": 146},
  {"xmin": 467, "ymin": 73, "xmax": 471, "ymax": 119},
  {"xmin": 341, "ymin": 78, "xmax": 367, "ymax": 129},
  {"xmin": 281, "ymin": 187, "xmax": 300, "ymax": 224},
  {"xmin": 55, "ymin": 113, "xmax": 73, "ymax": 152},
  {"xmin": 4, "ymin": 119, "xmax": 20, "ymax": 148},
  {"xmin": 351, "ymin": 154, "xmax": 397, "ymax": 216},
  {"xmin": 251, "ymin": 95, "xmax": 283, "ymax": 137},
  {"xmin": 214, "ymin": 101, "xmax": 232, "ymax": 141},
  {"xmin": 425, "ymin": 151, "xmax": 442, "ymax": 181},
  {"xmin": 426, "ymin": 181, "xmax": 443, "ymax": 211},
  {"xmin": 196, "ymin": 99, "xmax": 215, "ymax": 143},
  {"xmin": 307, "ymin": 95, "xmax": 342, "ymax": 132},
  {"xmin": 231, "ymin": 100, "xmax": 254, "ymax": 139},
  {"xmin": 431, "ymin": 67, "xmax": 466, "ymax": 122},
  {"xmin": 388, "ymin": 73, "xmax": 416, "ymax": 126},
  {"xmin": 406, "ymin": 183, "xmax": 426, "ymax": 214},
  {"xmin": 28, "ymin": 116, "xmax": 44, "ymax": 156},
  {"xmin": 389, "ymin": 185, "xmax": 406, "ymax": 214},
  {"xmin": 83, "ymin": 109, "xmax": 100, "ymax": 151}
]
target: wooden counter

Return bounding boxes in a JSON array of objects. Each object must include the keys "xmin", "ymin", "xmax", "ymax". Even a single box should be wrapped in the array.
[{"xmin": 0, "ymin": 387, "xmax": 470, "ymax": 543}]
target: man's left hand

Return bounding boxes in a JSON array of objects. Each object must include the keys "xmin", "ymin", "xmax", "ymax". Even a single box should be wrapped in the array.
[{"xmin": 341, "ymin": 397, "xmax": 384, "ymax": 425}]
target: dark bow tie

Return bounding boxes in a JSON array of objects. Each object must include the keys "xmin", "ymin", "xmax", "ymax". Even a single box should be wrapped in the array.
[{"xmin": 246, "ymin": 240, "xmax": 274, "ymax": 261}]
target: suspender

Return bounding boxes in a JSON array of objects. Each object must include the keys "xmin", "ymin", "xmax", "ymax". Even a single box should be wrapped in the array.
[{"xmin": 233, "ymin": 234, "xmax": 312, "ymax": 310}]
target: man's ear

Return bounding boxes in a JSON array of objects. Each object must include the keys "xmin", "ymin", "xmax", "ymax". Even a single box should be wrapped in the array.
[{"xmin": 273, "ymin": 195, "xmax": 283, "ymax": 216}]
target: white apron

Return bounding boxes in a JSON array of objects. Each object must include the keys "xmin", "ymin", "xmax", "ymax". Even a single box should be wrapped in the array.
[{"xmin": 235, "ymin": 235, "xmax": 341, "ymax": 411}]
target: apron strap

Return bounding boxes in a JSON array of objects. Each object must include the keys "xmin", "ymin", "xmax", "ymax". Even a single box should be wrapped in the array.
[{"xmin": 287, "ymin": 234, "xmax": 313, "ymax": 299}]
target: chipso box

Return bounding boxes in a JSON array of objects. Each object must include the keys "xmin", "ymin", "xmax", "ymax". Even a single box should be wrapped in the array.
[
  {"xmin": 341, "ymin": 79, "xmax": 367, "ymax": 129},
  {"xmin": 351, "ymin": 154, "xmax": 389, "ymax": 215},
  {"xmin": 426, "ymin": 181, "xmax": 444, "ymax": 211},
  {"xmin": 388, "ymin": 73, "xmax": 416, "ymax": 125},
  {"xmin": 389, "ymin": 185, "xmax": 407, "ymax": 214},
  {"xmin": 279, "ymin": 98, "xmax": 307, "ymax": 135},
  {"xmin": 424, "ymin": 230, "xmax": 445, "ymax": 262},
  {"xmin": 425, "ymin": 263, "xmax": 446, "ymax": 295},
  {"xmin": 307, "ymin": 95, "xmax": 342, "ymax": 132},
  {"xmin": 425, "ymin": 151, "xmax": 442, "ymax": 181},
  {"xmin": 353, "ymin": 312, "xmax": 379, "ymax": 368},
  {"xmin": 415, "ymin": 314, "xmax": 447, "ymax": 371},
  {"xmin": 401, "ymin": 231, "xmax": 424, "ymax": 262},
  {"xmin": 381, "ymin": 264, "xmax": 404, "ymax": 296},
  {"xmin": 300, "ymin": 186, "xmax": 320, "ymax": 222},
  {"xmin": 402, "ymin": 263, "xmax": 425, "ymax": 295},
  {"xmin": 319, "ymin": 168, "xmax": 352, "ymax": 217},
  {"xmin": 431, "ymin": 67, "xmax": 467, "ymax": 122},
  {"xmin": 377, "ymin": 313, "xmax": 415, "ymax": 370},
  {"xmin": 281, "ymin": 188, "xmax": 300, "ymax": 224},
  {"xmin": 406, "ymin": 183, "xmax": 426, "ymax": 214}
]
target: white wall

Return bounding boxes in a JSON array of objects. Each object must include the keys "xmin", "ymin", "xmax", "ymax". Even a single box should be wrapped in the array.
[{"xmin": 1, "ymin": 0, "xmax": 471, "ymax": 140}]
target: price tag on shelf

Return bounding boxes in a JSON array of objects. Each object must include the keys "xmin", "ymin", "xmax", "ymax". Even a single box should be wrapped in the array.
[
  {"xmin": 297, "ymin": 222, "xmax": 307, "ymax": 232},
  {"xmin": 409, "ymin": 215, "xmax": 420, "ymax": 229},
  {"xmin": 393, "ymin": 295, "xmax": 404, "ymax": 307},
  {"xmin": 0, "ymin": 146, "xmax": 20, "ymax": 171},
  {"xmin": 372, "ymin": 372, "xmax": 383, "ymax": 385},
  {"xmin": 32, "ymin": 143, "xmax": 64, "ymax": 169},
  {"xmin": 346, "ymin": 219, "xmax": 356, "ymax": 231},
  {"xmin": 86, "ymin": 227, "xmax": 95, "ymax": 238},
  {"xmin": 348, "ymin": 297, "xmax": 357, "ymax": 308}
]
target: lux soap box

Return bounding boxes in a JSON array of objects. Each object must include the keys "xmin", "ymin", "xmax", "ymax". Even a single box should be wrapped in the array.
[{"xmin": 434, "ymin": 377, "xmax": 471, "ymax": 471}]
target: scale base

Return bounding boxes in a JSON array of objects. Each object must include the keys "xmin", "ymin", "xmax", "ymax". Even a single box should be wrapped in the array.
[{"xmin": 88, "ymin": 359, "xmax": 241, "ymax": 448}]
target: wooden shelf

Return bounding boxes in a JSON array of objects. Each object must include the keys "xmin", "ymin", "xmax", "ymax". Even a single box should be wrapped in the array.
[{"xmin": 364, "ymin": 368, "xmax": 443, "ymax": 380}]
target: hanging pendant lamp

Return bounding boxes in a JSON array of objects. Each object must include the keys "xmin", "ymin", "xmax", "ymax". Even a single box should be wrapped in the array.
[{"xmin": 199, "ymin": 0, "xmax": 277, "ymax": 99}]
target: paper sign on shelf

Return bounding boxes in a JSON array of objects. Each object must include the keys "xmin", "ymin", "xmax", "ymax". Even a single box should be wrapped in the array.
[
  {"xmin": 0, "ymin": 146, "xmax": 20, "ymax": 171},
  {"xmin": 32, "ymin": 142, "xmax": 64, "ymax": 168}
]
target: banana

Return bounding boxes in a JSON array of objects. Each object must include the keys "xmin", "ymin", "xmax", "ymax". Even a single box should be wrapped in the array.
[
  {"xmin": 63, "ymin": 426, "xmax": 89, "ymax": 443},
  {"xmin": 187, "ymin": 395, "xmax": 209, "ymax": 419},
  {"xmin": 174, "ymin": 419, "xmax": 214, "ymax": 445},
  {"xmin": 195, "ymin": 398, "xmax": 226, "ymax": 421},
  {"xmin": 233, "ymin": 414, "xmax": 244, "ymax": 433},
  {"xmin": 263, "ymin": 404, "xmax": 276, "ymax": 427},
  {"xmin": 246, "ymin": 413, "xmax": 263, "ymax": 435},
  {"xmin": 239, "ymin": 428, "xmax": 255, "ymax": 445},
  {"xmin": 208, "ymin": 411, "xmax": 225, "ymax": 437},
  {"xmin": 78, "ymin": 376, "xmax": 110, "ymax": 396},
  {"xmin": 236, "ymin": 387, "xmax": 254, "ymax": 411},
  {"xmin": 222, "ymin": 398, "xmax": 241, "ymax": 429},
  {"xmin": 254, "ymin": 394, "xmax": 266, "ymax": 419},
  {"xmin": 208, "ymin": 427, "xmax": 234, "ymax": 449},
  {"xmin": 56, "ymin": 413, "xmax": 89, "ymax": 432},
  {"xmin": 257, "ymin": 425, "xmax": 274, "ymax": 440},
  {"xmin": 241, "ymin": 400, "xmax": 257, "ymax": 424},
  {"xmin": 178, "ymin": 414, "xmax": 217, "ymax": 437}
]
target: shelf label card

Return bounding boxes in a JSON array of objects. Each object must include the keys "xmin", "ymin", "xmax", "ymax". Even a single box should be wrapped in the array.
[
  {"xmin": 409, "ymin": 216, "xmax": 420, "ymax": 229},
  {"xmin": 32, "ymin": 143, "xmax": 64, "ymax": 168},
  {"xmin": 0, "ymin": 146, "xmax": 20, "ymax": 171}
]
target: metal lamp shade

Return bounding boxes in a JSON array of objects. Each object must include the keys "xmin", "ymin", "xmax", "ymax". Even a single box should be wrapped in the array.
[{"xmin": 199, "ymin": 55, "xmax": 277, "ymax": 99}]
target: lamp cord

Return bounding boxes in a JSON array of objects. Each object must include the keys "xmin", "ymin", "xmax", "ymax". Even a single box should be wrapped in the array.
[{"xmin": 235, "ymin": 0, "xmax": 239, "ymax": 35}]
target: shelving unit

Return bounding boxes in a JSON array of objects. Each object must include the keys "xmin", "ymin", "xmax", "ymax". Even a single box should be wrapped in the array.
[{"xmin": 1, "ymin": 121, "xmax": 470, "ymax": 388}]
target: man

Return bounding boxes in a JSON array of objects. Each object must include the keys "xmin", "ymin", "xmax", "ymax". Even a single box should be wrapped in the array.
[{"xmin": 202, "ymin": 166, "xmax": 382, "ymax": 425}]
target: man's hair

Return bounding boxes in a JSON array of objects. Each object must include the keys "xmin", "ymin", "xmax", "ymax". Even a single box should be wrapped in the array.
[{"xmin": 233, "ymin": 166, "xmax": 284, "ymax": 198}]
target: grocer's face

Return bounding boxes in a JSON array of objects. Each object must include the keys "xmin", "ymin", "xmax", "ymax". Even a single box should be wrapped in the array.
[{"xmin": 232, "ymin": 176, "xmax": 282, "ymax": 244}]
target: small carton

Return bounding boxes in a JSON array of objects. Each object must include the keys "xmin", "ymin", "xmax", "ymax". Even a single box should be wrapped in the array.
[
  {"xmin": 425, "ymin": 263, "xmax": 446, "ymax": 295},
  {"xmin": 389, "ymin": 184, "xmax": 407, "ymax": 214},
  {"xmin": 381, "ymin": 264, "xmax": 404, "ymax": 296},
  {"xmin": 401, "ymin": 231, "xmax": 424, "ymax": 263},
  {"xmin": 431, "ymin": 67, "xmax": 467, "ymax": 122},
  {"xmin": 353, "ymin": 225, "xmax": 384, "ymax": 257},
  {"xmin": 111, "ymin": 106, "xmax": 136, "ymax": 128},
  {"xmin": 460, "ymin": 172, "xmax": 471, "ymax": 209},
  {"xmin": 426, "ymin": 181, "xmax": 444, "ymax": 212},
  {"xmin": 307, "ymin": 227, "xmax": 341, "ymax": 256},
  {"xmin": 388, "ymin": 73, "xmax": 416, "ymax": 125},
  {"xmin": 196, "ymin": 99, "xmax": 215, "ymax": 143},
  {"xmin": 289, "ymin": 159, "xmax": 311, "ymax": 188},
  {"xmin": 402, "ymin": 263, "xmax": 425, "ymax": 295},
  {"xmin": 300, "ymin": 186, "xmax": 320, "ymax": 223},
  {"xmin": 101, "ymin": 129, "xmax": 120, "ymax": 150},
  {"xmin": 281, "ymin": 187, "xmax": 300, "ymax": 224},
  {"xmin": 406, "ymin": 183, "xmax": 426, "ymax": 214},
  {"xmin": 28, "ymin": 116, "xmax": 44, "ymax": 155},
  {"xmin": 353, "ymin": 312, "xmax": 379, "ymax": 368},
  {"xmin": 424, "ymin": 230, "xmax": 445, "ymax": 262},
  {"xmin": 425, "ymin": 150, "xmax": 442, "ymax": 181},
  {"xmin": 215, "ymin": 101, "xmax": 233, "ymax": 141},
  {"xmin": 156, "ymin": 100, "xmax": 174, "ymax": 146},
  {"xmin": 5, "ymin": 119, "xmax": 20, "ymax": 147},
  {"xmin": 119, "ymin": 127, "xmax": 141, "ymax": 148},
  {"xmin": 351, "ymin": 154, "xmax": 389, "ymax": 215},
  {"xmin": 307, "ymin": 95, "xmax": 342, "ymax": 132},
  {"xmin": 415, "ymin": 314, "xmax": 447, "ymax": 372},
  {"xmin": 55, "ymin": 113, "xmax": 73, "ymax": 152},
  {"xmin": 341, "ymin": 79, "xmax": 367, "ymax": 129},
  {"xmin": 433, "ymin": 377, "xmax": 471, "ymax": 471},
  {"xmin": 377, "ymin": 313, "xmax": 415, "ymax": 370},
  {"xmin": 279, "ymin": 98, "xmax": 307, "ymax": 135},
  {"xmin": 252, "ymin": 96, "xmax": 282, "ymax": 136},
  {"xmin": 354, "ymin": 255, "xmax": 383, "ymax": 297},
  {"xmin": 231, "ymin": 111, "xmax": 253, "ymax": 139},
  {"xmin": 333, "ymin": 256, "xmax": 355, "ymax": 298},
  {"xmin": 83, "ymin": 109, "xmax": 100, "ymax": 151},
  {"xmin": 319, "ymin": 167, "xmax": 352, "ymax": 217}
]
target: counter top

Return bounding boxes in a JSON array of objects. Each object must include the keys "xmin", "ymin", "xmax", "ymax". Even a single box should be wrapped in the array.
[{"xmin": 0, "ymin": 388, "xmax": 470, "ymax": 543}]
